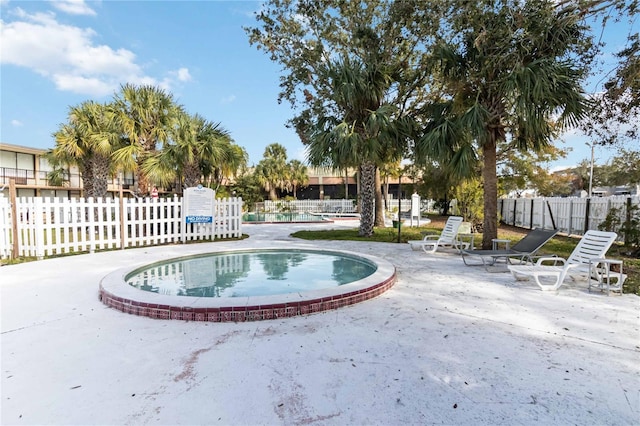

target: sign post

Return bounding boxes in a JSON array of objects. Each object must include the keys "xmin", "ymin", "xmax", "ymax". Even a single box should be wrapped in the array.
[
  {"xmin": 182, "ymin": 185, "xmax": 215, "ymax": 242},
  {"xmin": 411, "ymin": 192, "xmax": 421, "ymax": 227}
]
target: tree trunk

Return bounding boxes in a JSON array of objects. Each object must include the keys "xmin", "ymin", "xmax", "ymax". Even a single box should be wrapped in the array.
[
  {"xmin": 136, "ymin": 163, "xmax": 151, "ymax": 197},
  {"xmin": 359, "ymin": 161, "xmax": 376, "ymax": 237},
  {"xmin": 89, "ymin": 154, "xmax": 111, "ymax": 198},
  {"xmin": 482, "ymin": 141, "xmax": 498, "ymax": 249},
  {"xmin": 80, "ymin": 164, "xmax": 94, "ymax": 199},
  {"xmin": 374, "ymin": 168, "xmax": 385, "ymax": 227},
  {"xmin": 383, "ymin": 174, "xmax": 389, "ymax": 211},
  {"xmin": 356, "ymin": 170, "xmax": 361, "ymax": 213},
  {"xmin": 183, "ymin": 161, "xmax": 201, "ymax": 189},
  {"xmin": 344, "ymin": 169, "xmax": 349, "ymax": 199}
]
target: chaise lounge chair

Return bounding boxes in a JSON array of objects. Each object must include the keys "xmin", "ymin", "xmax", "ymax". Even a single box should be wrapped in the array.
[
  {"xmin": 508, "ymin": 230, "xmax": 618, "ymax": 291},
  {"xmin": 461, "ymin": 228, "xmax": 558, "ymax": 270},
  {"xmin": 407, "ymin": 216, "xmax": 465, "ymax": 254}
]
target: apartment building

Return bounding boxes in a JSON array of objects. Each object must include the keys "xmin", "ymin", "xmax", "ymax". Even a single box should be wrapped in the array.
[
  {"xmin": 0, "ymin": 143, "xmax": 83, "ymax": 198},
  {"xmin": 1, "ymin": 142, "xmax": 414, "ymax": 200}
]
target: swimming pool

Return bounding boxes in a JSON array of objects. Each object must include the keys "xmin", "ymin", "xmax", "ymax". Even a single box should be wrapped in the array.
[
  {"xmin": 243, "ymin": 212, "xmax": 328, "ymax": 223},
  {"xmin": 126, "ymin": 249, "xmax": 377, "ymax": 297},
  {"xmin": 99, "ymin": 247, "xmax": 396, "ymax": 322}
]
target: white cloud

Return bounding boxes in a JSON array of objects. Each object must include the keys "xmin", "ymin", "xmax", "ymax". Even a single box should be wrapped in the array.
[
  {"xmin": 0, "ymin": 7, "xmax": 186, "ymax": 98},
  {"xmin": 169, "ymin": 67, "xmax": 191, "ymax": 82},
  {"xmin": 49, "ymin": 0, "xmax": 96, "ymax": 16},
  {"xmin": 220, "ymin": 95, "xmax": 236, "ymax": 104},
  {"xmin": 52, "ymin": 74, "xmax": 114, "ymax": 96},
  {"xmin": 11, "ymin": 119, "xmax": 23, "ymax": 127},
  {"xmin": 177, "ymin": 67, "xmax": 191, "ymax": 82}
]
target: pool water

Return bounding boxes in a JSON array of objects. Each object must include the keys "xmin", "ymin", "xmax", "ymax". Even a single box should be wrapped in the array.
[
  {"xmin": 126, "ymin": 249, "xmax": 377, "ymax": 298},
  {"xmin": 243, "ymin": 212, "xmax": 327, "ymax": 222}
]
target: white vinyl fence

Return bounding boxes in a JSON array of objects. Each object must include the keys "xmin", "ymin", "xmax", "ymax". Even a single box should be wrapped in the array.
[
  {"xmin": 499, "ymin": 195, "xmax": 639, "ymax": 237},
  {"xmin": 0, "ymin": 195, "xmax": 242, "ymax": 259}
]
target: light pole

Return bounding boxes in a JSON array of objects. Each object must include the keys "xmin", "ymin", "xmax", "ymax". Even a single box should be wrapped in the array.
[{"xmin": 586, "ymin": 142, "xmax": 595, "ymax": 197}]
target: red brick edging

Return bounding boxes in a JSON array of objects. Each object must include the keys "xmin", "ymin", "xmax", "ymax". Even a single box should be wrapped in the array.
[{"xmin": 99, "ymin": 272, "xmax": 396, "ymax": 322}]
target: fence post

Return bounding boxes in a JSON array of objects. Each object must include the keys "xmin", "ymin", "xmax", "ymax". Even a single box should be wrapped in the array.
[
  {"xmin": 9, "ymin": 178, "xmax": 19, "ymax": 258},
  {"xmin": 546, "ymin": 200, "xmax": 556, "ymax": 230},
  {"xmin": 34, "ymin": 197, "xmax": 45, "ymax": 259},
  {"xmin": 88, "ymin": 197, "xmax": 96, "ymax": 254},
  {"xmin": 568, "ymin": 199, "xmax": 573, "ymax": 236},
  {"xmin": 512, "ymin": 199, "xmax": 517, "ymax": 226},
  {"xmin": 119, "ymin": 185, "xmax": 125, "ymax": 250},
  {"xmin": 625, "ymin": 196, "xmax": 632, "ymax": 245},
  {"xmin": 529, "ymin": 199, "xmax": 534, "ymax": 229},
  {"xmin": 584, "ymin": 198, "xmax": 591, "ymax": 234}
]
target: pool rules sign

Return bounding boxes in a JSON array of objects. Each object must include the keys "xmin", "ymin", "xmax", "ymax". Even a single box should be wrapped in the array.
[{"xmin": 183, "ymin": 185, "xmax": 215, "ymax": 224}]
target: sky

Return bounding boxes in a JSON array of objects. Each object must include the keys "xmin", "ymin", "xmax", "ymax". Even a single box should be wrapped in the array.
[{"xmin": 0, "ymin": 0, "xmax": 637, "ymax": 169}]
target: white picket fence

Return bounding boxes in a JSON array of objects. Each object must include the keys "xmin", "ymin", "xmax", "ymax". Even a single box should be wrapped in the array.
[
  {"xmin": 259, "ymin": 198, "xmax": 439, "ymax": 215},
  {"xmin": 499, "ymin": 195, "xmax": 639, "ymax": 237},
  {"xmin": 260, "ymin": 199, "xmax": 358, "ymax": 214},
  {"xmin": 0, "ymin": 195, "xmax": 243, "ymax": 259}
]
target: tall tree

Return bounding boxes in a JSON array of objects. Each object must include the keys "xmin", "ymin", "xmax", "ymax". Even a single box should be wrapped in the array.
[
  {"xmin": 499, "ymin": 145, "xmax": 569, "ymax": 197},
  {"xmin": 142, "ymin": 112, "xmax": 234, "ymax": 191},
  {"xmin": 246, "ymin": 0, "xmax": 444, "ymax": 236},
  {"xmin": 254, "ymin": 143, "xmax": 290, "ymax": 200},
  {"xmin": 417, "ymin": 0, "xmax": 593, "ymax": 248},
  {"xmin": 112, "ymin": 84, "xmax": 180, "ymax": 196},
  {"xmin": 607, "ymin": 149, "xmax": 640, "ymax": 186},
  {"xmin": 579, "ymin": 0, "xmax": 638, "ymax": 146},
  {"xmin": 205, "ymin": 144, "xmax": 248, "ymax": 192},
  {"xmin": 305, "ymin": 58, "xmax": 405, "ymax": 235},
  {"xmin": 51, "ymin": 101, "xmax": 123, "ymax": 198},
  {"xmin": 380, "ymin": 160, "xmax": 402, "ymax": 212},
  {"xmin": 286, "ymin": 159, "xmax": 309, "ymax": 199}
]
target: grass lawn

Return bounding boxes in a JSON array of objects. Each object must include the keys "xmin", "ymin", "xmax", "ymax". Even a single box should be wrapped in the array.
[{"xmin": 292, "ymin": 214, "xmax": 640, "ymax": 296}]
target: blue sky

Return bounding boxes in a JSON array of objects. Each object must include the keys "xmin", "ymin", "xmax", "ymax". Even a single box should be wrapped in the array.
[{"xmin": 1, "ymin": 0, "xmax": 636, "ymax": 169}]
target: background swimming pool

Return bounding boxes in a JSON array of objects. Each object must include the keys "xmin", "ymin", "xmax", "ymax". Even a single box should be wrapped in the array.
[{"xmin": 242, "ymin": 212, "xmax": 328, "ymax": 222}]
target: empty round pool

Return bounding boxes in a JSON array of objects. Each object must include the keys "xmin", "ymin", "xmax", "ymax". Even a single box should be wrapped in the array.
[{"xmin": 99, "ymin": 247, "xmax": 396, "ymax": 322}]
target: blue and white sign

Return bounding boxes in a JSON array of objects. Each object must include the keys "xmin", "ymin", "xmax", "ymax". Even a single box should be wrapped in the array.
[
  {"xmin": 185, "ymin": 215, "xmax": 213, "ymax": 224},
  {"xmin": 183, "ymin": 186, "xmax": 215, "ymax": 224}
]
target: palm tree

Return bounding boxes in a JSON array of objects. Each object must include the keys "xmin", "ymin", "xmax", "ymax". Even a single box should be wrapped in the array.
[
  {"xmin": 142, "ymin": 112, "xmax": 233, "ymax": 191},
  {"xmin": 417, "ymin": 1, "xmax": 592, "ymax": 248},
  {"xmin": 206, "ymin": 144, "xmax": 248, "ymax": 192},
  {"xmin": 254, "ymin": 144, "xmax": 290, "ymax": 200},
  {"xmin": 112, "ymin": 84, "xmax": 180, "ymax": 196},
  {"xmin": 286, "ymin": 160, "xmax": 308, "ymax": 199},
  {"xmin": 305, "ymin": 57, "xmax": 405, "ymax": 236},
  {"xmin": 43, "ymin": 151, "xmax": 69, "ymax": 187},
  {"xmin": 379, "ymin": 160, "xmax": 402, "ymax": 213},
  {"xmin": 51, "ymin": 101, "xmax": 122, "ymax": 198}
]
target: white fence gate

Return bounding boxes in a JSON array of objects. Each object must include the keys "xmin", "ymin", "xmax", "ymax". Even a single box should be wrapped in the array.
[
  {"xmin": 0, "ymin": 195, "xmax": 243, "ymax": 259},
  {"xmin": 499, "ymin": 195, "xmax": 639, "ymax": 237}
]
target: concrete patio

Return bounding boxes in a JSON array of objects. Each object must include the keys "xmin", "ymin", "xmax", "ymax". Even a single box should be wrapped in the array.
[{"xmin": 1, "ymin": 221, "xmax": 638, "ymax": 425}]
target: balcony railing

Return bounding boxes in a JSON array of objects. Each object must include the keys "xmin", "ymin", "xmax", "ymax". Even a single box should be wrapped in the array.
[
  {"xmin": 0, "ymin": 167, "xmax": 139, "ymax": 191},
  {"xmin": 1, "ymin": 168, "xmax": 35, "ymax": 185}
]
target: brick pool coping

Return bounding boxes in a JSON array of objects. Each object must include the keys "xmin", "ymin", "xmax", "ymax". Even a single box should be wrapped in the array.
[{"xmin": 99, "ymin": 247, "xmax": 396, "ymax": 322}]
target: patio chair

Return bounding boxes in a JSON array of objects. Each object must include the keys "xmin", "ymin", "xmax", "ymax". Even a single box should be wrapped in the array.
[
  {"xmin": 461, "ymin": 228, "xmax": 558, "ymax": 270},
  {"xmin": 508, "ymin": 230, "xmax": 618, "ymax": 291},
  {"xmin": 407, "ymin": 216, "xmax": 465, "ymax": 254}
]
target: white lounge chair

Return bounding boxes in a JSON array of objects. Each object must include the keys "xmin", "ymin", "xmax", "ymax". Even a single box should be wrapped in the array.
[
  {"xmin": 508, "ymin": 230, "xmax": 618, "ymax": 291},
  {"xmin": 408, "ymin": 216, "xmax": 465, "ymax": 254}
]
